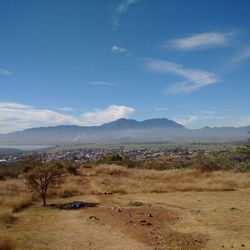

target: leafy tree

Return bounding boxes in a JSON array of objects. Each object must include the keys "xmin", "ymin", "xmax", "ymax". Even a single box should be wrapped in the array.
[
  {"xmin": 107, "ymin": 153, "xmax": 122, "ymax": 162},
  {"xmin": 25, "ymin": 162, "xmax": 64, "ymax": 206}
]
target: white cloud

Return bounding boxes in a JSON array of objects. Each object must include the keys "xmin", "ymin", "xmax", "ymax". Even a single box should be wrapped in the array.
[
  {"xmin": 146, "ymin": 59, "xmax": 219, "ymax": 94},
  {"xmin": 0, "ymin": 68, "xmax": 11, "ymax": 76},
  {"xmin": 0, "ymin": 103, "xmax": 135, "ymax": 133},
  {"xmin": 82, "ymin": 105, "xmax": 135, "ymax": 126},
  {"xmin": 173, "ymin": 116, "xmax": 199, "ymax": 126},
  {"xmin": 111, "ymin": 45, "xmax": 127, "ymax": 54},
  {"xmin": 0, "ymin": 102, "xmax": 80, "ymax": 133},
  {"xmin": 89, "ymin": 81, "xmax": 115, "ymax": 86},
  {"xmin": 112, "ymin": 0, "xmax": 139, "ymax": 29},
  {"xmin": 166, "ymin": 32, "xmax": 232, "ymax": 50}
]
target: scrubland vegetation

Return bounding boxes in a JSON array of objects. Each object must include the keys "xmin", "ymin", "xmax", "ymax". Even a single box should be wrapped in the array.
[{"xmin": 0, "ymin": 142, "xmax": 250, "ymax": 249}]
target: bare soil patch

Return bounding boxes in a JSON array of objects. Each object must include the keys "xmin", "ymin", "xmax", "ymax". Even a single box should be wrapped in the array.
[{"xmin": 86, "ymin": 195, "xmax": 207, "ymax": 250}]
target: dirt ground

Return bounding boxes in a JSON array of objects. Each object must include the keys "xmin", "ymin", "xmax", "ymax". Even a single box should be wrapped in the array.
[
  {"xmin": 1, "ymin": 167, "xmax": 250, "ymax": 249},
  {"xmin": 2, "ymin": 188, "xmax": 250, "ymax": 250}
]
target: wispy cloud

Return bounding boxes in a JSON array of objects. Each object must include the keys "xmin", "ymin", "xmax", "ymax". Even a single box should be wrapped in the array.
[
  {"xmin": 166, "ymin": 32, "xmax": 233, "ymax": 50},
  {"xmin": 111, "ymin": 45, "xmax": 129, "ymax": 55},
  {"xmin": 59, "ymin": 107, "xmax": 75, "ymax": 112},
  {"xmin": 0, "ymin": 68, "xmax": 11, "ymax": 76},
  {"xmin": 82, "ymin": 105, "xmax": 135, "ymax": 126},
  {"xmin": 112, "ymin": 0, "xmax": 139, "ymax": 29},
  {"xmin": 231, "ymin": 47, "xmax": 250, "ymax": 64},
  {"xmin": 89, "ymin": 81, "xmax": 115, "ymax": 88},
  {"xmin": 146, "ymin": 59, "xmax": 220, "ymax": 94}
]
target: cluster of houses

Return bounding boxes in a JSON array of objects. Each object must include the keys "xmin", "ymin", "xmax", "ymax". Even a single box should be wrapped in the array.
[{"xmin": 0, "ymin": 146, "xmax": 196, "ymax": 166}]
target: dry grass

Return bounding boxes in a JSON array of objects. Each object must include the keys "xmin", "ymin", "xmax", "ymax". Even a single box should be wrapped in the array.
[
  {"xmin": 0, "ymin": 165, "xmax": 250, "ymax": 249},
  {"xmin": 7, "ymin": 195, "xmax": 33, "ymax": 213},
  {"xmin": 0, "ymin": 178, "xmax": 26, "ymax": 197},
  {"xmin": 0, "ymin": 178, "xmax": 33, "ymax": 212},
  {"xmin": 59, "ymin": 175, "xmax": 90, "ymax": 197},
  {"xmin": 59, "ymin": 183, "xmax": 83, "ymax": 197},
  {"xmin": 94, "ymin": 164, "xmax": 129, "ymax": 177},
  {"xmin": 85, "ymin": 165, "xmax": 250, "ymax": 194},
  {"xmin": 0, "ymin": 237, "xmax": 14, "ymax": 250},
  {"xmin": 0, "ymin": 210, "xmax": 16, "ymax": 226}
]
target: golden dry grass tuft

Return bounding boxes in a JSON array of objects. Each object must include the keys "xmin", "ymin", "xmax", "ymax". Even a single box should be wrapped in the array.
[
  {"xmin": 7, "ymin": 195, "xmax": 33, "ymax": 213},
  {"xmin": 94, "ymin": 164, "xmax": 129, "ymax": 177},
  {"xmin": 0, "ymin": 178, "xmax": 33, "ymax": 212},
  {"xmin": 58, "ymin": 175, "xmax": 91, "ymax": 197},
  {"xmin": 85, "ymin": 165, "xmax": 250, "ymax": 194}
]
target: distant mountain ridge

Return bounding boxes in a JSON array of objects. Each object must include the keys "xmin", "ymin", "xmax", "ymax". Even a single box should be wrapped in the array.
[
  {"xmin": 99, "ymin": 118, "xmax": 185, "ymax": 130},
  {"xmin": 0, "ymin": 118, "xmax": 249, "ymax": 145}
]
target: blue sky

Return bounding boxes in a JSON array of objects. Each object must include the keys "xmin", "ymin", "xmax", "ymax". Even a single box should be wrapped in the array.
[{"xmin": 1, "ymin": 0, "xmax": 250, "ymax": 133}]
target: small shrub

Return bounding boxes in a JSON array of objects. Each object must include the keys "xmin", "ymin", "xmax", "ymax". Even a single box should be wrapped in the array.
[
  {"xmin": 235, "ymin": 162, "xmax": 250, "ymax": 172},
  {"xmin": 139, "ymin": 160, "xmax": 181, "ymax": 171},
  {"xmin": 193, "ymin": 152, "xmax": 233, "ymax": 172},
  {"xmin": 66, "ymin": 165, "xmax": 78, "ymax": 175},
  {"xmin": 0, "ymin": 166, "xmax": 20, "ymax": 180},
  {"xmin": 107, "ymin": 153, "xmax": 122, "ymax": 162}
]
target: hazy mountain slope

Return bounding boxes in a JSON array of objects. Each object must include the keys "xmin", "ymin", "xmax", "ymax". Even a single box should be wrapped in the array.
[{"xmin": 0, "ymin": 118, "xmax": 249, "ymax": 145}]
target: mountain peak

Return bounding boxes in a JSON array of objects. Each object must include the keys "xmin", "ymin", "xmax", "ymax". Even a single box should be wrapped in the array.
[{"xmin": 100, "ymin": 118, "xmax": 185, "ymax": 130}]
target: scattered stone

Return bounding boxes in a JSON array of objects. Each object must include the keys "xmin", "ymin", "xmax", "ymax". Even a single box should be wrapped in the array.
[
  {"xmin": 111, "ymin": 207, "xmax": 122, "ymax": 212},
  {"xmin": 148, "ymin": 213, "xmax": 153, "ymax": 217},
  {"xmin": 87, "ymin": 215, "xmax": 99, "ymax": 222},
  {"xmin": 241, "ymin": 244, "xmax": 245, "ymax": 247},
  {"xmin": 139, "ymin": 220, "xmax": 152, "ymax": 226},
  {"xmin": 230, "ymin": 207, "xmax": 238, "ymax": 210},
  {"xmin": 129, "ymin": 201, "xmax": 144, "ymax": 207},
  {"xmin": 104, "ymin": 192, "xmax": 113, "ymax": 195}
]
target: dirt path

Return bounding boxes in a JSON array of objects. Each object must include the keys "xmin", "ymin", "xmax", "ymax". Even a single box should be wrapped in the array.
[
  {"xmin": 116, "ymin": 189, "xmax": 250, "ymax": 250},
  {"xmin": 84, "ymin": 195, "xmax": 207, "ymax": 250},
  {"xmin": 6, "ymin": 204, "xmax": 151, "ymax": 250}
]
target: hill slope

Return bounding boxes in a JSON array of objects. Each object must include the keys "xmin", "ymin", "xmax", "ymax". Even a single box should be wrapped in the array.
[{"xmin": 0, "ymin": 118, "xmax": 249, "ymax": 144}]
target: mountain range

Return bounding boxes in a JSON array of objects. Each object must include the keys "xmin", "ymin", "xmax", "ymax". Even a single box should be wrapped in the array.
[{"xmin": 0, "ymin": 118, "xmax": 249, "ymax": 145}]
